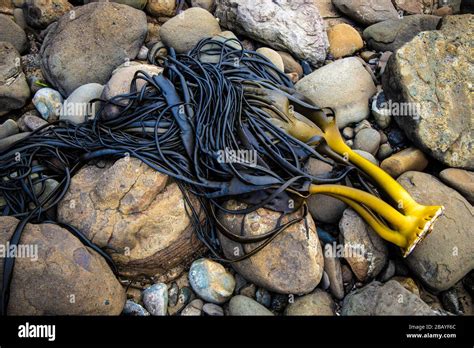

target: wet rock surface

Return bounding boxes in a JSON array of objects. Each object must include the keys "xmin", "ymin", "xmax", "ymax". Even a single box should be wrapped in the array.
[{"xmin": 228, "ymin": 295, "xmax": 274, "ymax": 316}]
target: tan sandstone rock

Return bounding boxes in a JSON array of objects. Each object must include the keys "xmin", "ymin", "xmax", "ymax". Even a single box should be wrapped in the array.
[
  {"xmin": 380, "ymin": 147, "xmax": 429, "ymax": 178},
  {"xmin": 58, "ymin": 157, "xmax": 205, "ymax": 279},
  {"xmin": 327, "ymin": 23, "xmax": 363, "ymax": 59}
]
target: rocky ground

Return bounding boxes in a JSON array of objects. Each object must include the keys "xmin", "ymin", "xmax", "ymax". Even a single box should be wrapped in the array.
[{"xmin": 0, "ymin": 0, "xmax": 473, "ymax": 316}]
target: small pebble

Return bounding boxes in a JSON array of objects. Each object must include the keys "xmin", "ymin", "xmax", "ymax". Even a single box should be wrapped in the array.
[
  {"xmin": 433, "ymin": 6, "xmax": 453, "ymax": 16},
  {"xmin": 32, "ymin": 88, "xmax": 63, "ymax": 122},
  {"xmin": 320, "ymin": 271, "xmax": 330, "ymax": 290},
  {"xmin": 168, "ymin": 286, "xmax": 193, "ymax": 315},
  {"xmin": 284, "ymin": 290, "xmax": 336, "ymax": 316},
  {"xmin": 327, "ymin": 23, "xmax": 363, "ymax": 59},
  {"xmin": 191, "ymin": 0, "xmax": 215, "ymax": 11},
  {"xmin": 256, "ymin": 47, "xmax": 285, "ymax": 71},
  {"xmin": 229, "ymin": 295, "xmax": 274, "ymax": 316},
  {"xmin": 142, "ymin": 283, "xmax": 168, "ymax": 316},
  {"xmin": 255, "ymin": 288, "xmax": 272, "ymax": 308},
  {"xmin": 323, "ymin": 244, "xmax": 345, "ymax": 300},
  {"xmin": 13, "ymin": 0, "xmax": 25, "ymax": 7},
  {"xmin": 13, "ymin": 8, "xmax": 27, "ymax": 30},
  {"xmin": 270, "ymin": 294, "xmax": 288, "ymax": 312},
  {"xmin": 372, "ymin": 91, "xmax": 391, "ymax": 129},
  {"xmin": 277, "ymin": 50, "xmax": 303, "ymax": 77},
  {"xmin": 239, "ymin": 283, "xmax": 256, "ymax": 298},
  {"xmin": 354, "ymin": 128, "xmax": 381, "ymax": 155},
  {"xmin": 317, "ymin": 227, "xmax": 337, "ymax": 244},
  {"xmin": 377, "ymin": 143, "xmax": 393, "ymax": 160},
  {"xmin": 188, "ymin": 258, "xmax": 235, "ymax": 304},
  {"xmin": 202, "ymin": 303, "xmax": 224, "ymax": 316},
  {"xmin": 342, "ymin": 127, "xmax": 354, "ymax": 139},
  {"xmin": 181, "ymin": 299, "xmax": 203, "ymax": 316},
  {"xmin": 61, "ymin": 83, "xmax": 103, "ymax": 124},
  {"xmin": 387, "ymin": 127, "xmax": 407, "ymax": 148},
  {"xmin": 380, "ymin": 147, "xmax": 428, "ymax": 177},
  {"xmin": 354, "ymin": 120, "xmax": 371, "ymax": 134},
  {"xmin": 353, "ymin": 150, "xmax": 379, "ymax": 166},
  {"xmin": 17, "ymin": 112, "xmax": 48, "ymax": 132},
  {"xmin": 0, "ymin": 119, "xmax": 19, "ymax": 140},
  {"xmin": 168, "ymin": 282, "xmax": 179, "ymax": 307},
  {"xmin": 137, "ymin": 45, "xmax": 149, "ymax": 60},
  {"xmin": 126, "ymin": 287, "xmax": 142, "ymax": 303},
  {"xmin": 122, "ymin": 300, "xmax": 150, "ymax": 316},
  {"xmin": 360, "ymin": 51, "xmax": 377, "ymax": 62}
]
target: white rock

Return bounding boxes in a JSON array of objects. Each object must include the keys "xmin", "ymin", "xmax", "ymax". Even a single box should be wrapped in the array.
[{"xmin": 215, "ymin": 0, "xmax": 328, "ymax": 65}]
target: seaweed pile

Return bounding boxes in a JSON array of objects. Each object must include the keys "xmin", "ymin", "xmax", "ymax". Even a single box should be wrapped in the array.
[{"xmin": 0, "ymin": 38, "xmax": 443, "ymax": 314}]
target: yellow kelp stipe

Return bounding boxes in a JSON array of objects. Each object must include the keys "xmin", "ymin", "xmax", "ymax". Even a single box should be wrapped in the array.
[{"xmin": 285, "ymin": 97, "xmax": 444, "ymax": 257}]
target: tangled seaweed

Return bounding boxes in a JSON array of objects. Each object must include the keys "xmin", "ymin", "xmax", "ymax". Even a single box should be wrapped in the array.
[{"xmin": 0, "ymin": 37, "xmax": 443, "ymax": 314}]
